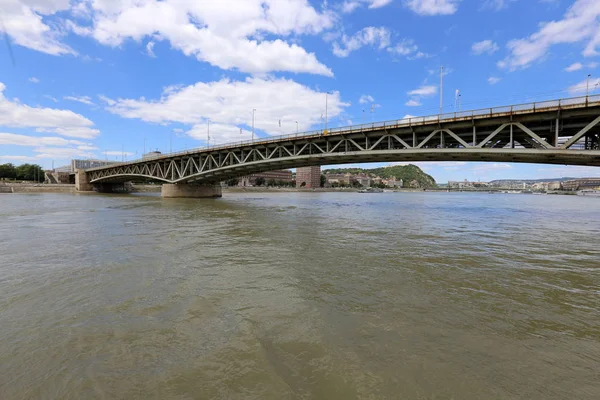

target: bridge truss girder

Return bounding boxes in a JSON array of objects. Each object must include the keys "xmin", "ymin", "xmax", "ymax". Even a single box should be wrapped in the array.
[{"xmin": 87, "ymin": 107, "xmax": 600, "ymax": 184}]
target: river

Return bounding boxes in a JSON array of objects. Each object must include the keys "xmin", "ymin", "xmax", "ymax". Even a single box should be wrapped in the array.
[{"xmin": 0, "ymin": 192, "xmax": 599, "ymax": 399}]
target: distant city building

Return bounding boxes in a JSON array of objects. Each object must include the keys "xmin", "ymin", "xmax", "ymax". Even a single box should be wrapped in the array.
[
  {"xmin": 561, "ymin": 178, "xmax": 600, "ymax": 191},
  {"xmin": 55, "ymin": 159, "xmax": 119, "ymax": 173},
  {"xmin": 296, "ymin": 166, "xmax": 321, "ymax": 188},
  {"xmin": 239, "ymin": 170, "xmax": 293, "ymax": 186},
  {"xmin": 354, "ymin": 175, "xmax": 371, "ymax": 187},
  {"xmin": 325, "ymin": 173, "xmax": 351, "ymax": 185}
]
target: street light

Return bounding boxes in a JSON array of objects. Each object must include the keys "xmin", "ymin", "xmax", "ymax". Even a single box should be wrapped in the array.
[
  {"xmin": 295, "ymin": 121, "xmax": 298, "ymax": 133},
  {"xmin": 207, "ymin": 119, "xmax": 210, "ymax": 149},
  {"xmin": 252, "ymin": 109, "xmax": 256, "ymax": 141},
  {"xmin": 325, "ymin": 91, "xmax": 332, "ymax": 133},
  {"xmin": 587, "ymin": 74, "xmax": 591, "ymax": 97}
]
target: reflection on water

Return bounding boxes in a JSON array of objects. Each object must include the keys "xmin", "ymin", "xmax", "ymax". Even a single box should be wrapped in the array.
[{"xmin": 0, "ymin": 192, "xmax": 599, "ymax": 399}]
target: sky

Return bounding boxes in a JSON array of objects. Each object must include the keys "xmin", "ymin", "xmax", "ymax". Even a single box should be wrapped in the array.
[{"xmin": 1, "ymin": 0, "xmax": 600, "ymax": 183}]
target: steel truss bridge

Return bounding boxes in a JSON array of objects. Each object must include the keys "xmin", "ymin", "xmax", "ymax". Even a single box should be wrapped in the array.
[{"xmin": 86, "ymin": 96, "xmax": 600, "ymax": 185}]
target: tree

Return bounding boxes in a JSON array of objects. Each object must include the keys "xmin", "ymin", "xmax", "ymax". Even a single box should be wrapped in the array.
[
  {"xmin": 255, "ymin": 177, "xmax": 265, "ymax": 186},
  {"xmin": 320, "ymin": 174, "xmax": 326, "ymax": 187},
  {"xmin": 0, "ymin": 163, "xmax": 16, "ymax": 180},
  {"xmin": 267, "ymin": 179, "xmax": 277, "ymax": 187},
  {"xmin": 300, "ymin": 181, "xmax": 306, "ymax": 187},
  {"xmin": 226, "ymin": 178, "xmax": 239, "ymax": 186},
  {"xmin": 15, "ymin": 164, "xmax": 44, "ymax": 182}
]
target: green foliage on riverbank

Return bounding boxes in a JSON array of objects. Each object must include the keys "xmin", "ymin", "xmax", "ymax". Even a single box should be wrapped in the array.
[
  {"xmin": 0, "ymin": 163, "xmax": 45, "ymax": 182},
  {"xmin": 324, "ymin": 164, "xmax": 436, "ymax": 188}
]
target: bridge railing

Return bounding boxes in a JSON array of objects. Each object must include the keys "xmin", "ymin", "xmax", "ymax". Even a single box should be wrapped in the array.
[{"xmin": 86, "ymin": 94, "xmax": 600, "ymax": 170}]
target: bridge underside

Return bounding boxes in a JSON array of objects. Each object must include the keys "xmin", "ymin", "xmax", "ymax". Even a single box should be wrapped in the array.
[
  {"xmin": 87, "ymin": 149, "xmax": 600, "ymax": 186},
  {"xmin": 85, "ymin": 100, "xmax": 600, "ymax": 190}
]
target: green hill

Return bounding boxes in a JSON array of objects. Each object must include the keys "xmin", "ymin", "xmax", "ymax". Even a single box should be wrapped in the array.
[{"xmin": 324, "ymin": 164, "xmax": 436, "ymax": 188}]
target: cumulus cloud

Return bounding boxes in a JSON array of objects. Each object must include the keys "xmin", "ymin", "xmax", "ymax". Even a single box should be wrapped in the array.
[
  {"xmin": 64, "ymin": 95, "xmax": 95, "ymax": 106},
  {"xmin": 1, "ymin": 0, "xmax": 334, "ymax": 76},
  {"xmin": 565, "ymin": 62, "xmax": 584, "ymax": 72},
  {"xmin": 403, "ymin": 0, "xmax": 459, "ymax": 16},
  {"xmin": 99, "ymin": 77, "xmax": 349, "ymax": 143},
  {"xmin": 564, "ymin": 61, "xmax": 597, "ymax": 72},
  {"xmin": 146, "ymin": 41, "xmax": 156, "ymax": 58},
  {"xmin": 472, "ymin": 40, "xmax": 499, "ymax": 55},
  {"xmin": 65, "ymin": 0, "xmax": 334, "ymax": 76},
  {"xmin": 0, "ymin": 82, "xmax": 100, "ymax": 139},
  {"xmin": 333, "ymin": 27, "xmax": 391, "ymax": 57},
  {"xmin": 0, "ymin": 132, "xmax": 97, "ymax": 162},
  {"xmin": 359, "ymin": 95, "xmax": 375, "ymax": 104},
  {"xmin": 567, "ymin": 77, "xmax": 600, "ymax": 94},
  {"xmin": 488, "ymin": 77, "xmax": 501, "ymax": 85},
  {"xmin": 28, "ymin": 77, "xmax": 40, "ymax": 83},
  {"xmin": 407, "ymin": 85, "xmax": 438, "ymax": 96},
  {"xmin": 0, "ymin": 0, "xmax": 75, "ymax": 56},
  {"xmin": 499, "ymin": 0, "xmax": 600, "ymax": 70},
  {"xmin": 341, "ymin": 0, "xmax": 393, "ymax": 13},
  {"xmin": 405, "ymin": 99, "xmax": 422, "ymax": 106},
  {"xmin": 0, "ymin": 133, "xmax": 85, "ymax": 147},
  {"xmin": 333, "ymin": 27, "xmax": 425, "ymax": 59}
]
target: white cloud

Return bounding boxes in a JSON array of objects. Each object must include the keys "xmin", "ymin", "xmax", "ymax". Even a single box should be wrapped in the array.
[
  {"xmin": 64, "ymin": 95, "xmax": 95, "ymax": 106},
  {"xmin": 359, "ymin": 95, "xmax": 375, "ymax": 104},
  {"xmin": 100, "ymin": 77, "xmax": 349, "ymax": 143},
  {"xmin": 403, "ymin": 0, "xmax": 459, "ymax": 15},
  {"xmin": 472, "ymin": 163, "xmax": 513, "ymax": 172},
  {"xmin": 0, "ymin": 132, "xmax": 97, "ymax": 162},
  {"xmin": 499, "ymin": 0, "xmax": 600, "ymax": 70},
  {"xmin": 565, "ymin": 62, "xmax": 583, "ymax": 72},
  {"xmin": 341, "ymin": 0, "xmax": 393, "ymax": 13},
  {"xmin": 28, "ymin": 77, "xmax": 40, "ymax": 83},
  {"xmin": 407, "ymin": 85, "xmax": 438, "ymax": 97},
  {"xmin": 333, "ymin": 28, "xmax": 425, "ymax": 59},
  {"xmin": 482, "ymin": 0, "xmax": 517, "ymax": 11},
  {"xmin": 0, "ymin": 0, "xmax": 75, "ymax": 56},
  {"xmin": 333, "ymin": 27, "xmax": 391, "ymax": 57},
  {"xmin": 387, "ymin": 39, "xmax": 418, "ymax": 55},
  {"xmin": 567, "ymin": 77, "xmax": 600, "ymax": 94},
  {"xmin": 488, "ymin": 76, "xmax": 501, "ymax": 85},
  {"xmin": 146, "ymin": 41, "xmax": 156, "ymax": 58},
  {"xmin": 33, "ymin": 146, "xmax": 96, "ymax": 159},
  {"xmin": 0, "ymin": 82, "xmax": 100, "ymax": 139},
  {"xmin": 565, "ymin": 61, "xmax": 598, "ymax": 72},
  {"xmin": 405, "ymin": 99, "xmax": 422, "ymax": 106},
  {"xmin": 0, "ymin": 133, "xmax": 85, "ymax": 147},
  {"xmin": 0, "ymin": 155, "xmax": 38, "ymax": 162},
  {"xmin": 65, "ymin": 0, "xmax": 334, "ymax": 76},
  {"xmin": 43, "ymin": 95, "xmax": 58, "ymax": 103},
  {"xmin": 472, "ymin": 40, "xmax": 499, "ymax": 55}
]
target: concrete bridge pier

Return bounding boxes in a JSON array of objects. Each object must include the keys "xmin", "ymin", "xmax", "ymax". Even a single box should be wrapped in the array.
[
  {"xmin": 75, "ymin": 169, "xmax": 93, "ymax": 192},
  {"xmin": 161, "ymin": 183, "xmax": 222, "ymax": 198}
]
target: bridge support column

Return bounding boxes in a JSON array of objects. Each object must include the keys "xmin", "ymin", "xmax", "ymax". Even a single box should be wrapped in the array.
[
  {"xmin": 75, "ymin": 169, "xmax": 93, "ymax": 191},
  {"xmin": 161, "ymin": 183, "xmax": 222, "ymax": 198}
]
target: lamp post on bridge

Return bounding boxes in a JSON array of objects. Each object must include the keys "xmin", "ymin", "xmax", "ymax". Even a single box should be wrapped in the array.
[
  {"xmin": 325, "ymin": 91, "xmax": 332, "ymax": 134},
  {"xmin": 296, "ymin": 121, "xmax": 298, "ymax": 134},
  {"xmin": 252, "ymin": 109, "xmax": 256, "ymax": 141},
  {"xmin": 207, "ymin": 119, "xmax": 210, "ymax": 149}
]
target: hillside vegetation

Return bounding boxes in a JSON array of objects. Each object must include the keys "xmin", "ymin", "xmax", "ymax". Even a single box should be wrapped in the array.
[{"xmin": 324, "ymin": 164, "xmax": 436, "ymax": 188}]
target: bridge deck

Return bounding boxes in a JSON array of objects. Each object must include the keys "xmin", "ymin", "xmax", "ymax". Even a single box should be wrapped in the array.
[{"xmin": 84, "ymin": 95, "xmax": 600, "ymax": 184}]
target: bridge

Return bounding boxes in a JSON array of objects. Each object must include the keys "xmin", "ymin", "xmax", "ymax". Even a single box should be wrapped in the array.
[{"xmin": 77, "ymin": 95, "xmax": 600, "ymax": 197}]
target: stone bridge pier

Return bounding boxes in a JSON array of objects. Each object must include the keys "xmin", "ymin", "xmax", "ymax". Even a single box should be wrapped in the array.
[
  {"xmin": 76, "ymin": 169, "xmax": 221, "ymax": 198},
  {"xmin": 161, "ymin": 183, "xmax": 222, "ymax": 198}
]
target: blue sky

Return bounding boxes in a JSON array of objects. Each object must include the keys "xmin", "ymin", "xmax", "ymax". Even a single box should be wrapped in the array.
[{"xmin": 1, "ymin": 0, "xmax": 600, "ymax": 183}]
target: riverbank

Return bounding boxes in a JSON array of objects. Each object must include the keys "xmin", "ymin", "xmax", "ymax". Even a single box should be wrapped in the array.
[
  {"xmin": 0, "ymin": 183, "xmax": 75, "ymax": 193},
  {"xmin": 0, "ymin": 183, "xmax": 428, "ymax": 194}
]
